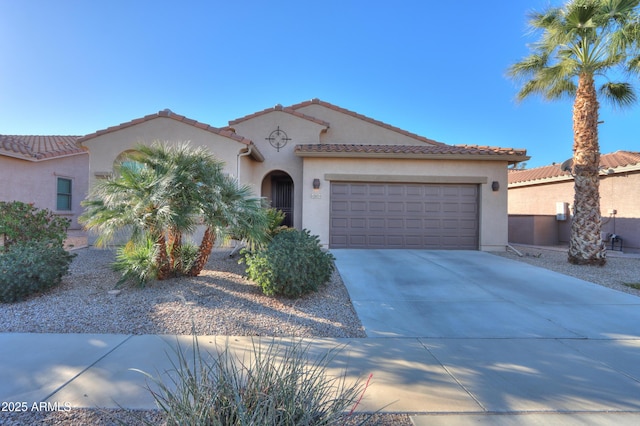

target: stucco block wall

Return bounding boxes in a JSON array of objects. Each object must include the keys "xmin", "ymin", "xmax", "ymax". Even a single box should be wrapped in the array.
[
  {"xmin": 296, "ymin": 103, "xmax": 431, "ymax": 146},
  {"xmin": 508, "ymin": 215, "xmax": 560, "ymax": 246},
  {"xmin": 508, "ymin": 172, "xmax": 640, "ymax": 251},
  {"xmin": 231, "ymin": 111, "xmax": 327, "ymax": 229},
  {"xmin": 0, "ymin": 154, "xmax": 89, "ymax": 229},
  {"xmin": 300, "ymin": 157, "xmax": 510, "ymax": 251},
  {"xmin": 79, "ymin": 118, "xmax": 245, "ymax": 188}
]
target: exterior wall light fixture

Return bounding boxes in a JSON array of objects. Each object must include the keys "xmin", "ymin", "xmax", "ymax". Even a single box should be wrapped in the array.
[
  {"xmin": 313, "ymin": 178, "xmax": 321, "ymax": 190},
  {"xmin": 491, "ymin": 181, "xmax": 500, "ymax": 192}
]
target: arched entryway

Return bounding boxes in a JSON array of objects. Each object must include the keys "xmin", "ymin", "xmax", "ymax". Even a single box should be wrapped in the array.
[{"xmin": 261, "ymin": 170, "xmax": 294, "ymax": 227}]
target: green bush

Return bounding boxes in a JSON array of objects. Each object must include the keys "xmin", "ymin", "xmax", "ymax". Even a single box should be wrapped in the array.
[
  {"xmin": 114, "ymin": 238, "xmax": 201, "ymax": 287},
  {"xmin": 173, "ymin": 241, "xmax": 199, "ymax": 275},
  {"xmin": 114, "ymin": 238, "xmax": 159, "ymax": 287},
  {"xmin": 134, "ymin": 336, "xmax": 374, "ymax": 425},
  {"xmin": 0, "ymin": 201, "xmax": 70, "ymax": 249},
  {"xmin": 244, "ymin": 229, "xmax": 335, "ymax": 297},
  {"xmin": 0, "ymin": 202, "xmax": 74, "ymax": 302},
  {"xmin": 0, "ymin": 241, "xmax": 75, "ymax": 303}
]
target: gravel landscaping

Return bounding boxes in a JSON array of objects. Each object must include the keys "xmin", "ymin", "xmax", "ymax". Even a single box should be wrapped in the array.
[
  {"xmin": 2, "ymin": 244, "xmax": 639, "ymax": 425},
  {"xmin": 0, "ymin": 248, "xmax": 366, "ymax": 337},
  {"xmin": 494, "ymin": 245, "xmax": 640, "ymax": 298}
]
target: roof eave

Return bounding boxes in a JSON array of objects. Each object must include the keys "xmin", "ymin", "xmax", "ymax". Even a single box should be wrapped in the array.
[
  {"xmin": 509, "ymin": 163, "xmax": 640, "ymax": 187},
  {"xmin": 508, "ymin": 175, "xmax": 574, "ymax": 188},
  {"xmin": 0, "ymin": 150, "xmax": 87, "ymax": 162},
  {"xmin": 295, "ymin": 151, "xmax": 530, "ymax": 163}
]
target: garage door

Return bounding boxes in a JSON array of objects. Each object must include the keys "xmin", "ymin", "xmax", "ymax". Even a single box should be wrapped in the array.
[{"xmin": 330, "ymin": 182, "xmax": 478, "ymax": 249}]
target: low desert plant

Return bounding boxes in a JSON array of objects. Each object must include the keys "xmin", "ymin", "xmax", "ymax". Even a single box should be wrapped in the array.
[
  {"xmin": 133, "ymin": 336, "xmax": 374, "ymax": 425},
  {"xmin": 624, "ymin": 282, "xmax": 640, "ymax": 290},
  {"xmin": 113, "ymin": 237, "xmax": 209, "ymax": 287},
  {"xmin": 243, "ymin": 229, "xmax": 335, "ymax": 297},
  {"xmin": 113, "ymin": 238, "xmax": 160, "ymax": 287},
  {"xmin": 0, "ymin": 240, "xmax": 75, "ymax": 302}
]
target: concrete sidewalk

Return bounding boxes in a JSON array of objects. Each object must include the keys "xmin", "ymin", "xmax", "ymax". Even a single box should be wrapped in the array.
[{"xmin": 2, "ymin": 333, "xmax": 640, "ymax": 425}]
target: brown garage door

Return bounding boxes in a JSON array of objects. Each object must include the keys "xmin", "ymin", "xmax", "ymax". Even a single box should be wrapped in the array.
[{"xmin": 330, "ymin": 182, "xmax": 478, "ymax": 249}]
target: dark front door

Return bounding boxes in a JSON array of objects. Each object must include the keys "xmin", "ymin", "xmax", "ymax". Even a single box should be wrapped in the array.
[{"xmin": 272, "ymin": 176, "xmax": 293, "ymax": 227}]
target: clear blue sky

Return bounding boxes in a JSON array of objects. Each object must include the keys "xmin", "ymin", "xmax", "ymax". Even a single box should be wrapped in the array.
[{"xmin": 1, "ymin": 1, "xmax": 638, "ymax": 168}]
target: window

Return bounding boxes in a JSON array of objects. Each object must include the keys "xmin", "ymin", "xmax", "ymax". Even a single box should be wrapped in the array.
[{"xmin": 57, "ymin": 178, "xmax": 72, "ymax": 211}]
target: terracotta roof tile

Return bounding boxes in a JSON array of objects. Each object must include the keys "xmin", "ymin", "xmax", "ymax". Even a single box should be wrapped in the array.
[
  {"xmin": 0, "ymin": 135, "xmax": 85, "ymax": 161},
  {"xmin": 508, "ymin": 165, "xmax": 570, "ymax": 184},
  {"xmin": 77, "ymin": 109, "xmax": 253, "ymax": 146},
  {"xmin": 600, "ymin": 150, "xmax": 640, "ymax": 169},
  {"xmin": 227, "ymin": 104, "xmax": 331, "ymax": 128},
  {"xmin": 290, "ymin": 98, "xmax": 444, "ymax": 146},
  {"xmin": 295, "ymin": 144, "xmax": 527, "ymax": 161},
  {"xmin": 508, "ymin": 151, "xmax": 640, "ymax": 185}
]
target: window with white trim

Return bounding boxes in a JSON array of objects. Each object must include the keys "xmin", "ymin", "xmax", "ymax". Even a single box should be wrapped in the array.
[{"xmin": 56, "ymin": 177, "xmax": 72, "ymax": 211}]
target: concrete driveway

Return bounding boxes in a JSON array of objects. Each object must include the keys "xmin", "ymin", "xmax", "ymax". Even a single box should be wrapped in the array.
[
  {"xmin": 333, "ymin": 249, "xmax": 640, "ymax": 423},
  {"xmin": 333, "ymin": 249, "xmax": 640, "ymax": 339}
]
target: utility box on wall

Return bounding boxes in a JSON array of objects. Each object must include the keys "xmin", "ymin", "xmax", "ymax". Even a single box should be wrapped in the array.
[{"xmin": 556, "ymin": 202, "xmax": 569, "ymax": 221}]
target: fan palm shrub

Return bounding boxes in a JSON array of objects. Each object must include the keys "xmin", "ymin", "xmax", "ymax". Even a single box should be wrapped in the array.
[{"xmin": 80, "ymin": 142, "xmax": 269, "ymax": 285}]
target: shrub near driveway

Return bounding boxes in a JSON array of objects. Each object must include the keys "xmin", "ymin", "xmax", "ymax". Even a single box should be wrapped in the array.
[{"xmin": 244, "ymin": 229, "xmax": 335, "ymax": 298}]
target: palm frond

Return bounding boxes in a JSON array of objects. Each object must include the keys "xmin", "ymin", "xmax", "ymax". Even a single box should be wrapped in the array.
[{"xmin": 599, "ymin": 81, "xmax": 638, "ymax": 106}]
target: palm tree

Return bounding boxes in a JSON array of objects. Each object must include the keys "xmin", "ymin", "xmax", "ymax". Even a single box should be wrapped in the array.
[
  {"xmin": 81, "ymin": 142, "xmax": 269, "ymax": 283},
  {"xmin": 188, "ymin": 174, "xmax": 269, "ymax": 276},
  {"xmin": 508, "ymin": 0, "xmax": 640, "ymax": 265},
  {"xmin": 80, "ymin": 155, "xmax": 175, "ymax": 278}
]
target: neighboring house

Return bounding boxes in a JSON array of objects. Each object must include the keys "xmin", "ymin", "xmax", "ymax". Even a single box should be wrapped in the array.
[
  {"xmin": 77, "ymin": 99, "xmax": 528, "ymax": 250},
  {"xmin": 0, "ymin": 135, "xmax": 88, "ymax": 229},
  {"xmin": 508, "ymin": 151, "xmax": 640, "ymax": 252}
]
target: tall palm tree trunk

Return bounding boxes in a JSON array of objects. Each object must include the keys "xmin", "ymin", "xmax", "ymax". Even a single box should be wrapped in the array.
[
  {"xmin": 188, "ymin": 226, "xmax": 216, "ymax": 276},
  {"xmin": 568, "ymin": 73, "xmax": 606, "ymax": 266}
]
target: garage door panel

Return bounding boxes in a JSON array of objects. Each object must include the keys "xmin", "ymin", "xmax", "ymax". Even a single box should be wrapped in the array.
[
  {"xmin": 351, "ymin": 218, "xmax": 366, "ymax": 228},
  {"xmin": 350, "ymin": 184, "xmax": 368, "ymax": 195},
  {"xmin": 387, "ymin": 186, "xmax": 404, "ymax": 196},
  {"xmin": 331, "ymin": 183, "xmax": 349, "ymax": 195},
  {"xmin": 369, "ymin": 201, "xmax": 386, "ymax": 212},
  {"xmin": 369, "ymin": 218, "xmax": 386, "ymax": 229},
  {"xmin": 369, "ymin": 185, "xmax": 387, "ymax": 196},
  {"xmin": 330, "ymin": 182, "xmax": 478, "ymax": 249},
  {"xmin": 332, "ymin": 218, "xmax": 348, "ymax": 229},
  {"xmin": 406, "ymin": 202, "xmax": 423, "ymax": 213}
]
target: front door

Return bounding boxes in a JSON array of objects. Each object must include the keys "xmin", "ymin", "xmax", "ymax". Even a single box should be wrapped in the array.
[{"xmin": 272, "ymin": 176, "xmax": 293, "ymax": 227}]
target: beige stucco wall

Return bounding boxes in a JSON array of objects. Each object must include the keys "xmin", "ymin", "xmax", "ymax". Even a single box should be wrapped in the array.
[
  {"xmin": 0, "ymin": 153, "xmax": 89, "ymax": 229},
  {"xmin": 296, "ymin": 103, "xmax": 431, "ymax": 145},
  {"xmin": 300, "ymin": 157, "xmax": 510, "ymax": 251},
  {"xmin": 508, "ymin": 172, "xmax": 640, "ymax": 250},
  {"xmin": 230, "ymin": 111, "xmax": 327, "ymax": 229},
  {"xmin": 79, "ymin": 117, "xmax": 248, "ymax": 189}
]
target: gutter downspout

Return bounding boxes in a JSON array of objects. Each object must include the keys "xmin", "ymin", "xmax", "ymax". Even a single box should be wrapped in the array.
[
  {"xmin": 236, "ymin": 144, "xmax": 254, "ymax": 185},
  {"xmin": 230, "ymin": 144, "xmax": 255, "ymax": 257}
]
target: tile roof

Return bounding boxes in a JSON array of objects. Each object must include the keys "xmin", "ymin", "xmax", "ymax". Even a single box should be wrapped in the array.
[
  {"xmin": 0, "ymin": 135, "xmax": 85, "ymax": 161},
  {"xmin": 600, "ymin": 150, "xmax": 640, "ymax": 169},
  {"xmin": 508, "ymin": 151, "xmax": 640, "ymax": 185},
  {"xmin": 290, "ymin": 98, "xmax": 445, "ymax": 146},
  {"xmin": 508, "ymin": 164, "xmax": 570, "ymax": 184},
  {"xmin": 295, "ymin": 143, "xmax": 528, "ymax": 162},
  {"xmin": 227, "ymin": 103, "xmax": 331, "ymax": 128},
  {"xmin": 77, "ymin": 109, "xmax": 253, "ymax": 146}
]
